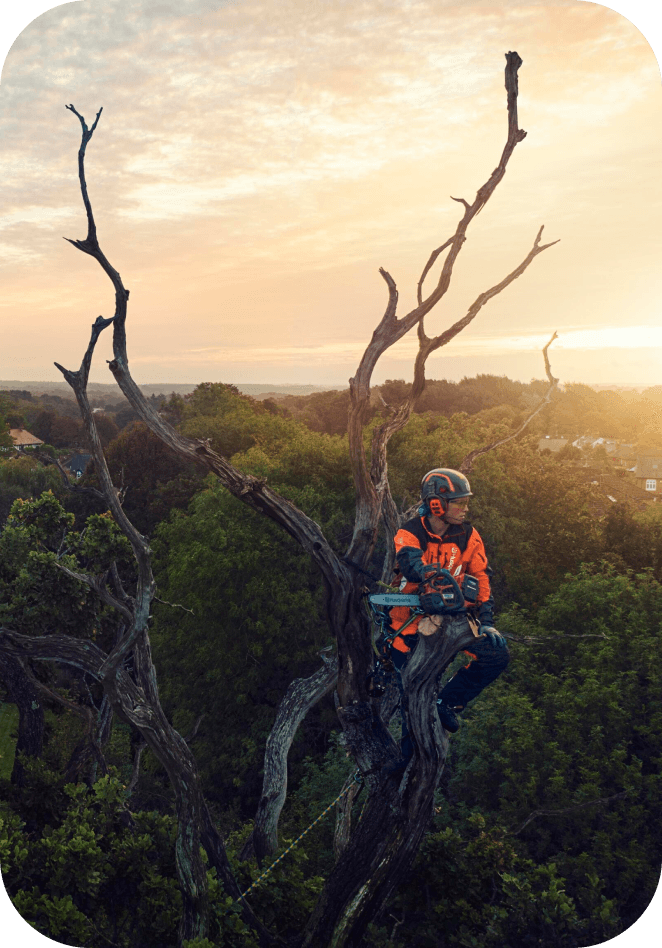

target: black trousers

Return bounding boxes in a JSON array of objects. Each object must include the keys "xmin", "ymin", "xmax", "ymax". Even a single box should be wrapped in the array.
[{"xmin": 438, "ymin": 633, "xmax": 510, "ymax": 708}]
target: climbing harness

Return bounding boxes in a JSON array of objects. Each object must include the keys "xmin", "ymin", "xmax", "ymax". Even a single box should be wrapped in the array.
[
  {"xmin": 236, "ymin": 770, "xmax": 364, "ymax": 903},
  {"xmin": 365, "ymin": 590, "xmax": 406, "ymax": 696}
]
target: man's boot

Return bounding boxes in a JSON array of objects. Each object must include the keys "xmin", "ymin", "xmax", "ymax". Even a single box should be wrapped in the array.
[{"xmin": 436, "ymin": 699, "xmax": 462, "ymax": 733}]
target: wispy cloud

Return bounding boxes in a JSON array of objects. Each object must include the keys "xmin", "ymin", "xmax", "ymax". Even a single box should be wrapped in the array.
[
  {"xmin": 130, "ymin": 325, "xmax": 662, "ymax": 367},
  {"xmin": 1, "ymin": 0, "xmax": 661, "ymax": 385}
]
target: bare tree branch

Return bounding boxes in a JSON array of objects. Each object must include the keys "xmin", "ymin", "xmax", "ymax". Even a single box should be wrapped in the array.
[
  {"xmin": 458, "ymin": 331, "xmax": 559, "ymax": 474},
  {"xmin": 510, "ymin": 790, "xmax": 628, "ymax": 836},
  {"xmin": 19, "ymin": 668, "xmax": 109, "ymax": 784},
  {"xmin": 333, "ymin": 768, "xmax": 364, "ymax": 860},
  {"xmin": 415, "ymin": 240, "xmax": 558, "ymax": 398},
  {"xmin": 0, "ymin": 627, "xmax": 108, "ymax": 677},
  {"xmin": 55, "ymin": 561, "xmax": 134, "ymax": 623},
  {"xmin": 183, "ymin": 713, "xmax": 206, "ymax": 743},
  {"xmin": 347, "ymin": 54, "xmax": 555, "ymax": 578},
  {"xmin": 110, "ymin": 561, "xmax": 132, "ymax": 608},
  {"xmin": 154, "ymin": 593, "xmax": 195, "ymax": 616},
  {"xmin": 506, "ymin": 631, "xmax": 608, "ymax": 645},
  {"xmin": 33, "ymin": 450, "xmax": 106, "ymax": 502},
  {"xmin": 126, "ymin": 740, "xmax": 147, "ymax": 796},
  {"xmin": 54, "ymin": 317, "xmax": 154, "ymax": 685},
  {"xmin": 46, "ymin": 249, "xmax": 269, "ymax": 940},
  {"xmin": 416, "ymin": 237, "xmax": 454, "ymax": 306},
  {"xmin": 240, "ymin": 647, "xmax": 338, "ymax": 863}
]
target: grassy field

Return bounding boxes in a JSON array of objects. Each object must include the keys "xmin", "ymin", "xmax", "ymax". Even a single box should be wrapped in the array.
[{"xmin": 0, "ymin": 702, "xmax": 18, "ymax": 780}]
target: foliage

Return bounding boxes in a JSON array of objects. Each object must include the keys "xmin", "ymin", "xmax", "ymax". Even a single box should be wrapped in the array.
[
  {"xmin": 150, "ymin": 478, "xmax": 340, "ymax": 816},
  {"xmin": 0, "ymin": 455, "xmax": 63, "ymax": 526},
  {"xmin": 3, "ymin": 374, "xmax": 662, "ymax": 946},
  {"xmin": 81, "ymin": 421, "xmax": 205, "ymax": 535},
  {"xmin": 32, "ymin": 410, "xmax": 84, "ymax": 448},
  {"xmin": 1, "ymin": 766, "xmax": 183, "ymax": 948},
  {"xmin": 270, "ymin": 389, "xmax": 353, "ymax": 436},
  {"xmin": 0, "ymin": 703, "xmax": 19, "ymax": 780},
  {"xmin": 176, "ymin": 383, "xmax": 272, "ymax": 457},
  {"xmin": 439, "ymin": 566, "xmax": 661, "ymax": 941},
  {"xmin": 0, "ymin": 394, "xmax": 13, "ymax": 450},
  {"xmin": 366, "ymin": 818, "xmax": 606, "ymax": 948},
  {"xmin": 0, "ymin": 492, "xmax": 130, "ymax": 647},
  {"xmin": 601, "ymin": 504, "xmax": 662, "ymax": 580}
]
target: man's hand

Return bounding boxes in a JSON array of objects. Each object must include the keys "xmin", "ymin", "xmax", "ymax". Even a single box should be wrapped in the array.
[{"xmin": 479, "ymin": 625, "xmax": 507, "ymax": 648}]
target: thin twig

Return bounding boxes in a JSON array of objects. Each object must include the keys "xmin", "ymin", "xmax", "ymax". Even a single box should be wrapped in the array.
[
  {"xmin": 126, "ymin": 740, "xmax": 147, "ymax": 796},
  {"xmin": 183, "ymin": 713, "xmax": 206, "ymax": 744},
  {"xmin": 32, "ymin": 450, "xmax": 106, "ymax": 502},
  {"xmin": 506, "ymin": 631, "xmax": 608, "ymax": 645},
  {"xmin": 153, "ymin": 594, "xmax": 195, "ymax": 616},
  {"xmin": 459, "ymin": 331, "xmax": 559, "ymax": 474},
  {"xmin": 510, "ymin": 791, "xmax": 628, "ymax": 836},
  {"xmin": 18, "ymin": 658, "xmax": 108, "ymax": 776},
  {"xmin": 55, "ymin": 561, "xmax": 134, "ymax": 622}
]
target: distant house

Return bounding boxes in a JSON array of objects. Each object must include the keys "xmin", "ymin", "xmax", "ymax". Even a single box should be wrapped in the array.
[
  {"xmin": 633, "ymin": 456, "xmax": 662, "ymax": 495},
  {"xmin": 9, "ymin": 428, "xmax": 44, "ymax": 449},
  {"xmin": 538, "ymin": 437, "xmax": 568, "ymax": 453},
  {"xmin": 568, "ymin": 437, "xmax": 638, "ymax": 469},
  {"xmin": 575, "ymin": 468, "xmax": 655, "ymax": 517},
  {"xmin": 609, "ymin": 443, "xmax": 636, "ymax": 469},
  {"xmin": 572, "ymin": 436, "xmax": 618, "ymax": 453},
  {"xmin": 62, "ymin": 453, "xmax": 92, "ymax": 479}
]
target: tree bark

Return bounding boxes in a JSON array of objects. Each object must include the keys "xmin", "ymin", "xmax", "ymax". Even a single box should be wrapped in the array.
[
  {"xmin": 302, "ymin": 616, "xmax": 475, "ymax": 947},
  {"xmin": 241, "ymin": 647, "xmax": 338, "ymax": 863},
  {"xmin": 0, "ymin": 623, "xmax": 270, "ymax": 945},
  {"xmin": 0, "ymin": 653, "xmax": 44, "ymax": 787},
  {"xmin": 333, "ymin": 769, "xmax": 363, "ymax": 861}
]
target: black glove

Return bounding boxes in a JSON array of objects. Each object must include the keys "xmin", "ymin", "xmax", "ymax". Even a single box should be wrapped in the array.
[
  {"xmin": 479, "ymin": 625, "xmax": 507, "ymax": 648},
  {"xmin": 420, "ymin": 592, "xmax": 446, "ymax": 615}
]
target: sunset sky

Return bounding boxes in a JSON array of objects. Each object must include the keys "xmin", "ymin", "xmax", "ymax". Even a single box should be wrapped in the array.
[{"xmin": 1, "ymin": 1, "xmax": 661, "ymax": 388}]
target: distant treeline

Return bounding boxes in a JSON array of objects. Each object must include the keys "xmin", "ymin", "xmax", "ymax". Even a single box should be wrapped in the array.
[{"xmin": 4, "ymin": 373, "xmax": 662, "ymax": 453}]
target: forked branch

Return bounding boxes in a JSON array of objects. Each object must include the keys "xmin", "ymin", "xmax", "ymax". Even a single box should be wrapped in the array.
[{"xmin": 348, "ymin": 52, "xmax": 553, "ymax": 567}]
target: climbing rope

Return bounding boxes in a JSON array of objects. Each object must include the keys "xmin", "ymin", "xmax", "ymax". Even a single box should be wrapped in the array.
[{"xmin": 237, "ymin": 770, "xmax": 363, "ymax": 903}]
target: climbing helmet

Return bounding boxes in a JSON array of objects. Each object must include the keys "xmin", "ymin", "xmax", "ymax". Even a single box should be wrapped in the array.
[{"xmin": 419, "ymin": 468, "xmax": 473, "ymax": 516}]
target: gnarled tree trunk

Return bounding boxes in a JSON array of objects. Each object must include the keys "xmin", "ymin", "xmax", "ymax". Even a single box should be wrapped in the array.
[
  {"xmin": 1, "ymin": 654, "xmax": 44, "ymax": 787},
  {"xmin": 302, "ymin": 616, "xmax": 475, "ymax": 947}
]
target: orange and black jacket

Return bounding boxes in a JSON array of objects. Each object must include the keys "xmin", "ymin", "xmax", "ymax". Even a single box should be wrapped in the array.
[{"xmin": 391, "ymin": 516, "xmax": 494, "ymax": 652}]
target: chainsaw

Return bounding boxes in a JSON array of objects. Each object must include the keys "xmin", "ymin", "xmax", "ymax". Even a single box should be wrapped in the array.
[
  {"xmin": 367, "ymin": 568, "xmax": 480, "ymax": 696},
  {"xmin": 369, "ymin": 567, "xmax": 475, "ymax": 615}
]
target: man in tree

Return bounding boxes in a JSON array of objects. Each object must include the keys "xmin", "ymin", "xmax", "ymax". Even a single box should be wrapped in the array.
[{"xmin": 389, "ymin": 468, "xmax": 509, "ymax": 745}]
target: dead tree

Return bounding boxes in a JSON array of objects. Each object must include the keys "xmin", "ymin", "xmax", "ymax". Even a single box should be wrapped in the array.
[{"xmin": 0, "ymin": 52, "xmax": 560, "ymax": 947}]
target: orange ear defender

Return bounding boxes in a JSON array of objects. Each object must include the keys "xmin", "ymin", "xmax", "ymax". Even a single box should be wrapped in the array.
[{"xmin": 429, "ymin": 498, "xmax": 445, "ymax": 516}]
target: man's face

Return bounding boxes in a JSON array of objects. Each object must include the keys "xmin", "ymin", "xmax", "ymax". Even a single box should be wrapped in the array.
[{"xmin": 444, "ymin": 497, "xmax": 469, "ymax": 524}]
